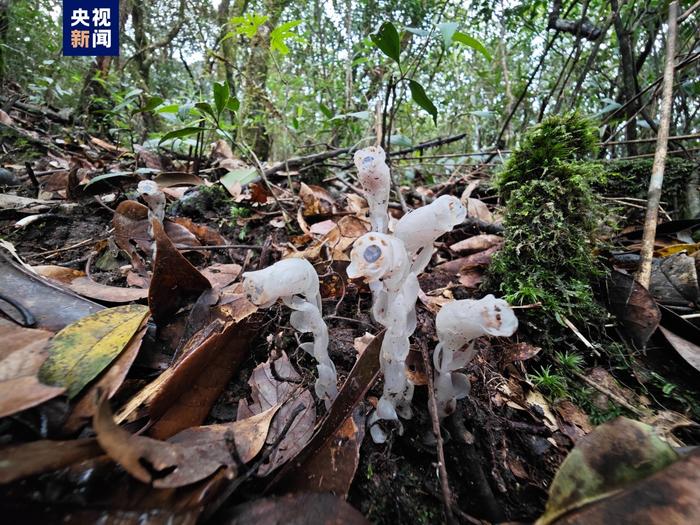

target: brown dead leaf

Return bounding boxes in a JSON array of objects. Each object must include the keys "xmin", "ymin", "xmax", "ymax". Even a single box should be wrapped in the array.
[
  {"xmin": 200, "ymin": 263, "xmax": 242, "ymax": 289},
  {"xmin": 503, "ymin": 342, "xmax": 542, "ymax": 363},
  {"xmin": 0, "ymin": 320, "xmax": 65, "ymax": 418},
  {"xmin": 450, "ymin": 234, "xmax": 503, "ymax": 253},
  {"xmin": 237, "ymin": 352, "xmax": 316, "ymax": 476},
  {"xmin": 642, "ymin": 410, "xmax": 700, "ymax": 447},
  {"xmin": 588, "ymin": 367, "xmax": 639, "ymax": 411},
  {"xmin": 268, "ymin": 332, "xmax": 385, "ymax": 492},
  {"xmin": 466, "ymin": 197, "xmax": 494, "ymax": 223},
  {"xmin": 34, "ymin": 265, "xmax": 149, "ymax": 303},
  {"xmin": 171, "ymin": 217, "xmax": 228, "ymax": 247},
  {"xmin": 649, "ymin": 253, "xmax": 699, "ymax": 307},
  {"xmin": 0, "ymin": 438, "xmax": 103, "ymax": 484},
  {"xmin": 0, "ymin": 108, "xmax": 13, "ymax": 126},
  {"xmin": 300, "ymin": 183, "xmax": 335, "ymax": 217},
  {"xmin": 310, "ymin": 219, "xmax": 337, "ymax": 236},
  {"xmin": 149, "ymin": 218, "xmax": 211, "ymax": 325},
  {"xmin": 602, "ymin": 270, "xmax": 661, "ymax": 348},
  {"xmin": 555, "ymin": 400, "xmax": 592, "ymax": 442},
  {"xmin": 435, "ymin": 245, "xmax": 501, "ymax": 274},
  {"xmin": 145, "ymin": 292, "xmax": 258, "ymax": 439},
  {"xmin": 113, "ymin": 201, "xmax": 201, "ymax": 274},
  {"xmin": 95, "ymin": 394, "xmax": 276, "ymax": 488},
  {"xmin": 272, "ymin": 409, "xmax": 365, "ymax": 498},
  {"xmin": 222, "ymin": 493, "xmax": 368, "ymax": 525}
]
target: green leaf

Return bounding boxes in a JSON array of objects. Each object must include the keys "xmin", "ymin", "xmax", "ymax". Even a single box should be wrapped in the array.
[
  {"xmin": 195, "ymin": 102, "xmax": 216, "ymax": 119},
  {"xmin": 230, "ymin": 14, "xmax": 269, "ymax": 39},
  {"xmin": 84, "ymin": 171, "xmax": 135, "ymax": 187},
  {"xmin": 220, "ymin": 167, "xmax": 257, "ymax": 195},
  {"xmin": 156, "ymin": 104, "xmax": 180, "ymax": 114},
  {"xmin": 408, "ymin": 79, "xmax": 437, "ymax": 125},
  {"xmin": 318, "ymin": 102, "xmax": 333, "ymax": 119},
  {"xmin": 226, "ymin": 98, "xmax": 240, "ymax": 112},
  {"xmin": 141, "ymin": 96, "xmax": 164, "ymax": 113},
  {"xmin": 438, "ymin": 22, "xmax": 459, "ymax": 49},
  {"xmin": 159, "ymin": 126, "xmax": 204, "ymax": 144},
  {"xmin": 453, "ymin": 32, "xmax": 492, "ymax": 61},
  {"xmin": 38, "ymin": 305, "xmax": 150, "ymax": 399},
  {"xmin": 213, "ymin": 81, "xmax": 228, "ymax": 115},
  {"xmin": 370, "ymin": 21, "xmax": 401, "ymax": 64},
  {"xmin": 270, "ymin": 20, "xmax": 303, "ymax": 55}
]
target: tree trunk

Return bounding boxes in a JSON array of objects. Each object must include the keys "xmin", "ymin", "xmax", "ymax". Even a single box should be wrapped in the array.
[
  {"xmin": 240, "ymin": 0, "xmax": 284, "ymax": 160},
  {"xmin": 77, "ymin": 0, "xmax": 130, "ymax": 118},
  {"xmin": 0, "ymin": 0, "xmax": 11, "ymax": 83},
  {"xmin": 611, "ymin": 0, "xmax": 640, "ymax": 156}
]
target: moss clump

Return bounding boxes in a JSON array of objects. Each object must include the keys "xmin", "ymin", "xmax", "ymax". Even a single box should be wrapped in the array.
[
  {"xmin": 595, "ymin": 158, "xmax": 697, "ymax": 219},
  {"xmin": 495, "ymin": 112, "xmax": 599, "ymax": 198},
  {"xmin": 487, "ymin": 114, "xmax": 607, "ymax": 336}
]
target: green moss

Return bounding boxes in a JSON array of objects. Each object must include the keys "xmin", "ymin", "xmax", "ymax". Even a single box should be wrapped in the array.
[
  {"xmin": 486, "ymin": 114, "xmax": 607, "ymax": 343},
  {"xmin": 595, "ymin": 157, "xmax": 697, "ymax": 219}
]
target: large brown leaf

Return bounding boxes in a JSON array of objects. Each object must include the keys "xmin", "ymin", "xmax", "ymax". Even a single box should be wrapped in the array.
[
  {"xmin": 148, "ymin": 218, "xmax": 211, "ymax": 325},
  {"xmin": 237, "ymin": 352, "xmax": 316, "ymax": 477},
  {"xmin": 602, "ymin": 270, "xmax": 661, "ymax": 347},
  {"xmin": 269, "ymin": 332, "xmax": 384, "ymax": 492},
  {"xmin": 221, "ymin": 493, "xmax": 369, "ymax": 525},
  {"xmin": 0, "ymin": 320, "xmax": 65, "ymax": 418},
  {"xmin": 0, "ymin": 249, "xmax": 103, "ymax": 331},
  {"xmin": 34, "ymin": 265, "xmax": 148, "ymax": 303},
  {"xmin": 114, "ymin": 289, "xmax": 257, "ymax": 439},
  {"xmin": 94, "ymin": 395, "xmax": 278, "ymax": 488}
]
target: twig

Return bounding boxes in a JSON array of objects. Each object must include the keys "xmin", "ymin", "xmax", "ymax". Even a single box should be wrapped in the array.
[
  {"xmin": 202, "ymin": 402, "xmax": 306, "ymax": 522},
  {"xmin": 24, "ymin": 162, "xmax": 39, "ymax": 193},
  {"xmin": 29, "ymin": 237, "xmax": 102, "ymax": 257},
  {"xmin": 573, "ymin": 371, "xmax": 647, "ymax": 417},
  {"xmin": 562, "ymin": 315, "xmax": 601, "ymax": 357},
  {"xmin": 637, "ymin": 1, "xmax": 679, "ymax": 288},
  {"xmin": 419, "ymin": 341, "xmax": 456, "ymax": 525},
  {"xmin": 175, "ymin": 243, "xmax": 263, "ymax": 251}
]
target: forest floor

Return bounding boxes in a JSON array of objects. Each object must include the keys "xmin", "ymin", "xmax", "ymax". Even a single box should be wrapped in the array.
[{"xmin": 1, "ymin": 102, "xmax": 699, "ymax": 524}]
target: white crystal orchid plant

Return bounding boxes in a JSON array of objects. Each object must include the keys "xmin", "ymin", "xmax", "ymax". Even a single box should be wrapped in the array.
[
  {"xmin": 242, "ymin": 258, "xmax": 338, "ymax": 407},
  {"xmin": 241, "ymin": 145, "xmax": 517, "ymax": 443}
]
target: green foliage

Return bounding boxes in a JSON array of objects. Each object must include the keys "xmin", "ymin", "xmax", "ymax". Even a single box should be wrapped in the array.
[
  {"xmin": 408, "ymin": 80, "xmax": 437, "ymax": 125},
  {"xmin": 487, "ymin": 114, "xmax": 608, "ymax": 334},
  {"xmin": 270, "ymin": 20, "xmax": 303, "ymax": 55},
  {"xmin": 370, "ymin": 22, "xmax": 401, "ymax": 64},
  {"xmin": 529, "ymin": 365, "xmax": 568, "ymax": 399},
  {"xmin": 555, "ymin": 350, "xmax": 584, "ymax": 372},
  {"xmin": 229, "ymin": 14, "xmax": 270, "ymax": 39}
]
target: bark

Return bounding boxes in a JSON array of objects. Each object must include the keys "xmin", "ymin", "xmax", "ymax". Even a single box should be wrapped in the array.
[{"xmin": 637, "ymin": 1, "xmax": 678, "ymax": 289}]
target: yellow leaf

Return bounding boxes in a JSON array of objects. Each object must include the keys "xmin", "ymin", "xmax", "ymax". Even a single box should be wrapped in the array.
[
  {"xmin": 655, "ymin": 243, "xmax": 700, "ymax": 257},
  {"xmin": 39, "ymin": 305, "xmax": 150, "ymax": 399}
]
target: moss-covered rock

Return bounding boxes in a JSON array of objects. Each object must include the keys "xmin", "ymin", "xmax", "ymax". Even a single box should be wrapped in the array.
[{"xmin": 487, "ymin": 114, "xmax": 607, "ymax": 342}]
